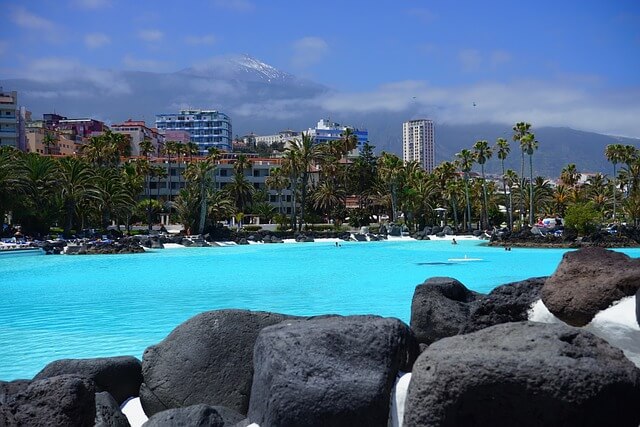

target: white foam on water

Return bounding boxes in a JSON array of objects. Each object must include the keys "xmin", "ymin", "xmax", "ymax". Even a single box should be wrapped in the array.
[{"xmin": 162, "ymin": 243, "xmax": 187, "ymax": 249}]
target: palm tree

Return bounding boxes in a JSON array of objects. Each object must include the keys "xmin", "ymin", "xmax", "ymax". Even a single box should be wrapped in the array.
[
  {"xmin": 120, "ymin": 161, "xmax": 146, "ymax": 232},
  {"xmin": 456, "ymin": 149, "xmax": 474, "ymax": 232},
  {"xmin": 282, "ymin": 148, "xmax": 300, "ymax": 230},
  {"xmin": 585, "ymin": 173, "xmax": 610, "ymax": 220},
  {"xmin": 377, "ymin": 152, "xmax": 405, "ymax": 223},
  {"xmin": 265, "ymin": 167, "xmax": 289, "ymax": 215},
  {"xmin": 186, "ymin": 142, "xmax": 200, "ymax": 163},
  {"xmin": 433, "ymin": 161, "xmax": 460, "ymax": 228},
  {"xmin": 139, "ymin": 139, "xmax": 155, "ymax": 232},
  {"xmin": 163, "ymin": 141, "xmax": 178, "ymax": 203},
  {"xmin": 605, "ymin": 144, "xmax": 626, "ymax": 220},
  {"xmin": 19, "ymin": 153, "xmax": 59, "ymax": 235},
  {"xmin": 233, "ymin": 154, "xmax": 251, "ymax": 176},
  {"xmin": 183, "ymin": 159, "xmax": 215, "ymax": 235},
  {"xmin": 43, "ymin": 131, "xmax": 58, "ymax": 156},
  {"xmin": 504, "ymin": 169, "xmax": 519, "ymax": 226},
  {"xmin": 206, "ymin": 147, "xmax": 222, "ymax": 191},
  {"xmin": 226, "ymin": 170, "xmax": 254, "ymax": 224},
  {"xmin": 0, "ymin": 147, "xmax": 27, "ymax": 226},
  {"xmin": 94, "ymin": 167, "xmax": 135, "ymax": 230},
  {"xmin": 560, "ymin": 163, "xmax": 581, "ymax": 188},
  {"xmin": 57, "ymin": 156, "xmax": 97, "ymax": 237},
  {"xmin": 338, "ymin": 127, "xmax": 358, "ymax": 157},
  {"xmin": 473, "ymin": 140, "xmax": 493, "ymax": 229},
  {"xmin": 520, "ymin": 133, "xmax": 538, "ymax": 225},
  {"xmin": 311, "ymin": 181, "xmax": 345, "ymax": 220},
  {"xmin": 495, "ymin": 137, "xmax": 512, "ymax": 229},
  {"xmin": 286, "ymin": 132, "xmax": 320, "ymax": 231},
  {"xmin": 82, "ymin": 133, "xmax": 118, "ymax": 167},
  {"xmin": 512, "ymin": 122, "xmax": 532, "ymax": 226}
]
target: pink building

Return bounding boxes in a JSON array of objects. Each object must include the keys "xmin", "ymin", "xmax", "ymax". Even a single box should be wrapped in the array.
[
  {"xmin": 162, "ymin": 130, "xmax": 191, "ymax": 144},
  {"xmin": 58, "ymin": 118, "xmax": 106, "ymax": 140}
]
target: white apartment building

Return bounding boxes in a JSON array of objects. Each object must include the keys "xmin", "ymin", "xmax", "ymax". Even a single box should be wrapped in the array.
[
  {"xmin": 111, "ymin": 119, "xmax": 165, "ymax": 157},
  {"xmin": 254, "ymin": 130, "xmax": 300, "ymax": 147},
  {"xmin": 0, "ymin": 89, "xmax": 18, "ymax": 148},
  {"xmin": 402, "ymin": 119, "xmax": 435, "ymax": 172}
]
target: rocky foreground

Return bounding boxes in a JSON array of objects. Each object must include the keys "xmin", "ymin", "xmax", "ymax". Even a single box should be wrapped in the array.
[{"xmin": 1, "ymin": 247, "xmax": 640, "ymax": 426}]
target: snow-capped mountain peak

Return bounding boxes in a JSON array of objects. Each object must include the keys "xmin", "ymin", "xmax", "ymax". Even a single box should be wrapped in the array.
[{"xmin": 180, "ymin": 53, "xmax": 295, "ymax": 83}]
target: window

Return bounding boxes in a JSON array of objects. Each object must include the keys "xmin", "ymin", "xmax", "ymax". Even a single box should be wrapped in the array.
[{"xmin": 219, "ymin": 169, "xmax": 227, "ymax": 177}]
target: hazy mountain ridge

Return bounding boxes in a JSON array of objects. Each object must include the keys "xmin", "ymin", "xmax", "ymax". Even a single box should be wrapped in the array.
[{"xmin": 2, "ymin": 54, "xmax": 638, "ymax": 177}]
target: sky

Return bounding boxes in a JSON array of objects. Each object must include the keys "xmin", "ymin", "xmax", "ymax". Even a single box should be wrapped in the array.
[{"xmin": 1, "ymin": 0, "xmax": 640, "ymax": 137}]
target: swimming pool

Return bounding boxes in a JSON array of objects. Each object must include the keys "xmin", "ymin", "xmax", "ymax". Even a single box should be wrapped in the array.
[{"xmin": 1, "ymin": 240, "xmax": 638, "ymax": 380}]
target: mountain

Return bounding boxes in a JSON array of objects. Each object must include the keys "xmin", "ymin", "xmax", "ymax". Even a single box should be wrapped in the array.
[{"xmin": 2, "ymin": 54, "xmax": 639, "ymax": 177}]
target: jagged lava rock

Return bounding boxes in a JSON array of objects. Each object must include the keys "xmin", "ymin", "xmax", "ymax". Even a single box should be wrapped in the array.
[
  {"xmin": 95, "ymin": 391, "xmax": 130, "ymax": 427},
  {"xmin": 34, "ymin": 356, "xmax": 142, "ymax": 405},
  {"xmin": 142, "ymin": 404, "xmax": 226, "ymax": 427},
  {"xmin": 462, "ymin": 277, "xmax": 546, "ymax": 333},
  {"xmin": 140, "ymin": 309, "xmax": 292, "ymax": 416},
  {"xmin": 541, "ymin": 247, "xmax": 640, "ymax": 326},
  {"xmin": 404, "ymin": 321, "xmax": 640, "ymax": 427},
  {"xmin": 410, "ymin": 277, "xmax": 480, "ymax": 344},
  {"xmin": 1, "ymin": 374, "xmax": 96, "ymax": 427},
  {"xmin": 248, "ymin": 315, "xmax": 419, "ymax": 427}
]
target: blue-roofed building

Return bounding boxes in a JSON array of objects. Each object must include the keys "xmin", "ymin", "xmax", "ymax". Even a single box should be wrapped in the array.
[{"xmin": 155, "ymin": 109, "xmax": 232, "ymax": 153}]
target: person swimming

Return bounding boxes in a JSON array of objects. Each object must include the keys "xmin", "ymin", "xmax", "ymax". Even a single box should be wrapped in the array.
[{"xmin": 451, "ymin": 238, "xmax": 457, "ymax": 245}]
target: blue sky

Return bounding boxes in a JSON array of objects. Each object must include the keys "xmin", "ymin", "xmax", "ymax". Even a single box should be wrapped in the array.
[{"xmin": 1, "ymin": 0, "xmax": 640, "ymax": 136}]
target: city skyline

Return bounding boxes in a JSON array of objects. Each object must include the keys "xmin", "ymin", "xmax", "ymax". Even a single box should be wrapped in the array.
[{"xmin": 1, "ymin": 1, "xmax": 640, "ymax": 138}]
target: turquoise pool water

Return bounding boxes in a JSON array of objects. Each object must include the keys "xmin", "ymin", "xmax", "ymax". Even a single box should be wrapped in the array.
[{"xmin": 1, "ymin": 240, "xmax": 639, "ymax": 380}]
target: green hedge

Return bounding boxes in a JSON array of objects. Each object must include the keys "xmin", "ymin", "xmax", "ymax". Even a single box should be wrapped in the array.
[{"xmin": 242, "ymin": 225, "xmax": 263, "ymax": 232}]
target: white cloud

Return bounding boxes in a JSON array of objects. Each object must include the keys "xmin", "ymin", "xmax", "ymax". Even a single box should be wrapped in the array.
[
  {"xmin": 406, "ymin": 8, "xmax": 437, "ymax": 23},
  {"xmin": 291, "ymin": 37, "xmax": 329, "ymax": 69},
  {"xmin": 185, "ymin": 34, "xmax": 217, "ymax": 45},
  {"xmin": 122, "ymin": 54, "xmax": 171, "ymax": 72},
  {"xmin": 233, "ymin": 99, "xmax": 315, "ymax": 120},
  {"xmin": 10, "ymin": 7, "xmax": 55, "ymax": 31},
  {"xmin": 10, "ymin": 6, "xmax": 65, "ymax": 43},
  {"xmin": 458, "ymin": 49, "xmax": 482, "ymax": 72},
  {"xmin": 23, "ymin": 57, "xmax": 131, "ymax": 96},
  {"xmin": 84, "ymin": 33, "xmax": 110, "ymax": 49},
  {"xmin": 490, "ymin": 50, "xmax": 511, "ymax": 67},
  {"xmin": 309, "ymin": 79, "xmax": 640, "ymax": 138},
  {"xmin": 212, "ymin": 0, "xmax": 255, "ymax": 12},
  {"xmin": 73, "ymin": 0, "xmax": 111, "ymax": 8},
  {"xmin": 138, "ymin": 29, "xmax": 163, "ymax": 42}
]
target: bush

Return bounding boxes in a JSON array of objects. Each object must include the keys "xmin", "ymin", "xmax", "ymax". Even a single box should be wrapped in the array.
[
  {"xmin": 564, "ymin": 202, "xmax": 600, "ymax": 236},
  {"xmin": 242, "ymin": 225, "xmax": 262, "ymax": 232},
  {"xmin": 304, "ymin": 224, "xmax": 330, "ymax": 232}
]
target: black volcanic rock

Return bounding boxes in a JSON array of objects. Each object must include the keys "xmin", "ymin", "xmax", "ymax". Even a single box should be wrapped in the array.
[
  {"xmin": 410, "ymin": 277, "xmax": 480, "ymax": 344},
  {"xmin": 140, "ymin": 309, "xmax": 292, "ymax": 416},
  {"xmin": 247, "ymin": 315, "xmax": 419, "ymax": 427},
  {"xmin": 541, "ymin": 247, "xmax": 640, "ymax": 326},
  {"xmin": 404, "ymin": 322, "xmax": 640, "ymax": 427},
  {"xmin": 142, "ymin": 404, "xmax": 225, "ymax": 427},
  {"xmin": 462, "ymin": 277, "xmax": 546, "ymax": 333},
  {"xmin": 34, "ymin": 356, "xmax": 142, "ymax": 405},
  {"xmin": 2, "ymin": 375, "xmax": 96, "ymax": 427},
  {"xmin": 95, "ymin": 391, "xmax": 130, "ymax": 427}
]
